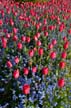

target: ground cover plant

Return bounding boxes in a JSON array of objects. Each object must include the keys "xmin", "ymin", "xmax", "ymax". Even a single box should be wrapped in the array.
[{"xmin": 0, "ymin": 0, "xmax": 71, "ymax": 107}]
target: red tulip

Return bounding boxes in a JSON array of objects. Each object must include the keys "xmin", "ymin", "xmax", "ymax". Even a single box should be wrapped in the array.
[
  {"xmin": 33, "ymin": 47, "xmax": 37, "ymax": 51},
  {"xmin": 44, "ymin": 32, "xmax": 48, "ymax": 37},
  {"xmin": 43, "ymin": 19, "xmax": 47, "ymax": 25},
  {"xmin": 17, "ymin": 42, "xmax": 23, "ymax": 50},
  {"xmin": 1, "ymin": 37, "xmax": 7, "ymax": 43},
  {"xmin": 0, "ymin": 19, "xmax": 3, "ymax": 26},
  {"xmin": 36, "ymin": 24, "xmax": 40, "ymax": 30},
  {"xmin": 6, "ymin": 33, "xmax": 10, "ymax": 39},
  {"xmin": 14, "ymin": 56, "xmax": 20, "ymax": 64},
  {"xmin": 50, "ymin": 51, "xmax": 56, "ymax": 59},
  {"xmin": 38, "ymin": 48, "xmax": 44, "ymax": 56},
  {"xmin": 63, "ymin": 41, "xmax": 69, "ymax": 49},
  {"xmin": 22, "ymin": 84, "xmax": 30, "ymax": 94},
  {"xmin": 21, "ymin": 36, "xmax": 26, "ymax": 42},
  {"xmin": 36, "ymin": 32, "xmax": 40, "ymax": 38},
  {"xmin": 42, "ymin": 67, "xmax": 49, "ymax": 75},
  {"xmin": 26, "ymin": 37, "xmax": 30, "ymax": 43},
  {"xmin": 29, "ymin": 49, "xmax": 34, "ymax": 57},
  {"xmin": 58, "ymin": 78, "xmax": 65, "ymax": 88},
  {"xmin": 59, "ymin": 23, "xmax": 65, "ymax": 32},
  {"xmin": 61, "ymin": 51, "xmax": 67, "ymax": 59},
  {"xmin": 34, "ymin": 35, "xmax": 38, "ymax": 41},
  {"xmin": 13, "ymin": 69, "xmax": 20, "ymax": 79},
  {"xmin": 63, "ymin": 36, "xmax": 67, "ymax": 42},
  {"xmin": 13, "ymin": 28, "xmax": 18, "ymax": 34},
  {"xmin": 23, "ymin": 68, "xmax": 29, "ymax": 75},
  {"xmin": 6, "ymin": 61, "xmax": 12, "ymax": 68},
  {"xmin": 32, "ymin": 66, "xmax": 37, "ymax": 73},
  {"xmin": 52, "ymin": 39, "xmax": 57, "ymax": 45},
  {"xmin": 68, "ymin": 29, "xmax": 71, "ymax": 34},
  {"xmin": 48, "ymin": 25, "xmax": 54, "ymax": 31},
  {"xmin": 42, "ymin": 26, "xmax": 47, "ymax": 31},
  {"xmin": 1, "ymin": 37, "xmax": 7, "ymax": 48},
  {"xmin": 2, "ymin": 42, "xmax": 7, "ymax": 48},
  {"xmin": 59, "ymin": 61, "xmax": 66, "ymax": 69},
  {"xmin": 13, "ymin": 35, "xmax": 18, "ymax": 41},
  {"xmin": 10, "ymin": 18, "xmax": 14, "ymax": 26},
  {"xmin": 48, "ymin": 43, "xmax": 53, "ymax": 49},
  {"xmin": 36, "ymin": 40, "xmax": 41, "ymax": 46}
]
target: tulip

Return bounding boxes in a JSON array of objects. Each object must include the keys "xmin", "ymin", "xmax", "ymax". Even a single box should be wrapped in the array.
[
  {"xmin": 17, "ymin": 42, "xmax": 23, "ymax": 50},
  {"xmin": 42, "ymin": 67, "xmax": 49, "ymax": 75},
  {"xmin": 38, "ymin": 48, "xmax": 44, "ymax": 56},
  {"xmin": 59, "ymin": 61, "xmax": 66, "ymax": 69},
  {"xmin": 50, "ymin": 51, "xmax": 56, "ymax": 59},
  {"xmin": 14, "ymin": 56, "xmax": 20, "ymax": 64},
  {"xmin": 23, "ymin": 68, "xmax": 29, "ymax": 75},
  {"xmin": 13, "ymin": 69, "xmax": 20, "ymax": 79},
  {"xmin": 6, "ymin": 61, "xmax": 12, "ymax": 68},
  {"xmin": 22, "ymin": 84, "xmax": 30, "ymax": 94},
  {"xmin": 32, "ymin": 66, "xmax": 37, "ymax": 73},
  {"xmin": 61, "ymin": 51, "xmax": 67, "ymax": 59},
  {"xmin": 28, "ymin": 49, "xmax": 34, "ymax": 57},
  {"xmin": 58, "ymin": 78, "xmax": 65, "ymax": 88}
]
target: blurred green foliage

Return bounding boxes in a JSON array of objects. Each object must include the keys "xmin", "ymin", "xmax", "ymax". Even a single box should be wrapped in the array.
[{"xmin": 15, "ymin": 0, "xmax": 48, "ymax": 2}]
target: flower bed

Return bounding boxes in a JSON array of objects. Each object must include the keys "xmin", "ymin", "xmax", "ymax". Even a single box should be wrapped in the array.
[{"xmin": 0, "ymin": 0, "xmax": 71, "ymax": 107}]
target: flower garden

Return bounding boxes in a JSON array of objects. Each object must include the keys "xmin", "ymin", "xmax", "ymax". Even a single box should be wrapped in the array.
[{"xmin": 0, "ymin": 0, "xmax": 71, "ymax": 107}]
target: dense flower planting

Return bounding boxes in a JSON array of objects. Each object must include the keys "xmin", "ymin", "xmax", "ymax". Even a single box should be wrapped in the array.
[{"xmin": 0, "ymin": 0, "xmax": 71, "ymax": 107}]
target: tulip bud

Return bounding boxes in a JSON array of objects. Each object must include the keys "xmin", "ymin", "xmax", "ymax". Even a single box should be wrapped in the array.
[
  {"xmin": 22, "ymin": 84, "xmax": 30, "ymax": 94},
  {"xmin": 58, "ymin": 78, "xmax": 65, "ymax": 88},
  {"xmin": 13, "ymin": 69, "xmax": 20, "ymax": 79}
]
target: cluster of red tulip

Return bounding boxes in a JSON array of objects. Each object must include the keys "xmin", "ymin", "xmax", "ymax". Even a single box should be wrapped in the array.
[{"xmin": 0, "ymin": 0, "xmax": 71, "ymax": 107}]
